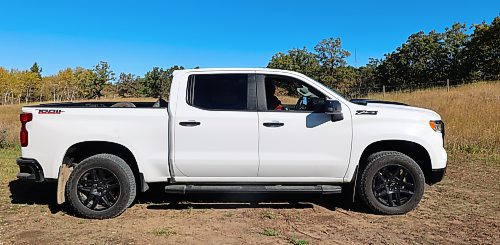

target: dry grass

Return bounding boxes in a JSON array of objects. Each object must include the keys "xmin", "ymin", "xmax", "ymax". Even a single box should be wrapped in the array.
[
  {"xmin": 369, "ymin": 82, "xmax": 500, "ymax": 154},
  {"xmin": 278, "ymin": 95, "xmax": 299, "ymax": 105},
  {"xmin": 0, "ymin": 104, "xmax": 22, "ymax": 148}
]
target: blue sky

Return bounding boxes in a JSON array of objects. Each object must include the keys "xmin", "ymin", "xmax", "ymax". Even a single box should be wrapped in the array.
[{"xmin": 0, "ymin": 0, "xmax": 498, "ymax": 77}]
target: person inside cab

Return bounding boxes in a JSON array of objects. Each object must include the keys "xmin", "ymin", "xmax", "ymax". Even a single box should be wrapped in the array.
[{"xmin": 265, "ymin": 80, "xmax": 285, "ymax": 110}]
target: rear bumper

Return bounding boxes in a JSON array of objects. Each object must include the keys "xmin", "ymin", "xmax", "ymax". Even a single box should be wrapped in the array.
[
  {"xmin": 428, "ymin": 167, "xmax": 446, "ymax": 185},
  {"xmin": 16, "ymin": 157, "xmax": 45, "ymax": 182}
]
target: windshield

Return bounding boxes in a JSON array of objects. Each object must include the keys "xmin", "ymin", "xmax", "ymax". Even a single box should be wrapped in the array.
[{"xmin": 310, "ymin": 79, "xmax": 348, "ymax": 100}]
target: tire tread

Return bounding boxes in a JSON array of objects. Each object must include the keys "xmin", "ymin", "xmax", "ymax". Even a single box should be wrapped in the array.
[
  {"xmin": 65, "ymin": 153, "xmax": 136, "ymax": 219},
  {"xmin": 358, "ymin": 151, "xmax": 425, "ymax": 215}
]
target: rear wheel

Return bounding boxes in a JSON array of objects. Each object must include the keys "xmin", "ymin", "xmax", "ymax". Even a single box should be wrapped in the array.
[
  {"xmin": 66, "ymin": 154, "xmax": 136, "ymax": 219},
  {"xmin": 358, "ymin": 151, "xmax": 425, "ymax": 214}
]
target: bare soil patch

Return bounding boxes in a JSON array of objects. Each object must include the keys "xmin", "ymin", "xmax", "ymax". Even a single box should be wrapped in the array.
[{"xmin": 1, "ymin": 152, "xmax": 498, "ymax": 245}]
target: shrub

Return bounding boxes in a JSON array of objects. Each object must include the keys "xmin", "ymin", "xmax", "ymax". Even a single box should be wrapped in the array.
[{"xmin": 0, "ymin": 123, "xmax": 10, "ymax": 148}]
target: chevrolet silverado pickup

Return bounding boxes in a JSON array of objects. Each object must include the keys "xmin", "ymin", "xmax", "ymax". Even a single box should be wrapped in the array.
[{"xmin": 16, "ymin": 68, "xmax": 447, "ymax": 219}]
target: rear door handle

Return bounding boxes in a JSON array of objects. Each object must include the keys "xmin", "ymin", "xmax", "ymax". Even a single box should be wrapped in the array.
[
  {"xmin": 263, "ymin": 121, "xmax": 284, "ymax": 128},
  {"xmin": 179, "ymin": 121, "xmax": 201, "ymax": 127}
]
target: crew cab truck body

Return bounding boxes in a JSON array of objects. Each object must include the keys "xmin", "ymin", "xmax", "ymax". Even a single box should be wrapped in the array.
[{"xmin": 17, "ymin": 68, "xmax": 447, "ymax": 219}]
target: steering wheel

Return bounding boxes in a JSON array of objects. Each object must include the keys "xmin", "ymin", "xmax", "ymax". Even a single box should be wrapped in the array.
[
  {"xmin": 295, "ymin": 96, "xmax": 322, "ymax": 111},
  {"xmin": 295, "ymin": 96, "xmax": 307, "ymax": 110}
]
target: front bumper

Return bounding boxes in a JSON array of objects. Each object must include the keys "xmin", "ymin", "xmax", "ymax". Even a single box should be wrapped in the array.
[{"xmin": 16, "ymin": 157, "xmax": 45, "ymax": 182}]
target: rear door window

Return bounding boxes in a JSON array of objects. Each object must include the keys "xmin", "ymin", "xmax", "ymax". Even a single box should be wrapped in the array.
[{"xmin": 187, "ymin": 74, "xmax": 250, "ymax": 110}]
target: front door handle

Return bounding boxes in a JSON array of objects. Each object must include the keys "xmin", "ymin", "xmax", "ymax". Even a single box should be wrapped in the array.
[
  {"xmin": 179, "ymin": 121, "xmax": 201, "ymax": 127},
  {"xmin": 263, "ymin": 121, "xmax": 284, "ymax": 128}
]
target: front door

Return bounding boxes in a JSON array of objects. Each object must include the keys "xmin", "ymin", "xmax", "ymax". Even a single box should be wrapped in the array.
[
  {"xmin": 173, "ymin": 73, "xmax": 259, "ymax": 179},
  {"xmin": 256, "ymin": 74, "xmax": 352, "ymax": 180}
]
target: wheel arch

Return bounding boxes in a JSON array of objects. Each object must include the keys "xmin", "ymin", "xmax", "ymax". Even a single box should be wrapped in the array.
[
  {"xmin": 57, "ymin": 141, "xmax": 146, "ymax": 205},
  {"xmin": 357, "ymin": 140, "xmax": 433, "ymax": 185},
  {"xmin": 62, "ymin": 141, "xmax": 140, "ymax": 176}
]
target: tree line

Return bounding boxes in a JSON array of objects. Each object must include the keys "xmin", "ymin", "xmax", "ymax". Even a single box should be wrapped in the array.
[
  {"xmin": 0, "ymin": 61, "xmax": 186, "ymax": 104},
  {"xmin": 0, "ymin": 16, "xmax": 497, "ymax": 104},
  {"xmin": 268, "ymin": 16, "xmax": 499, "ymax": 96}
]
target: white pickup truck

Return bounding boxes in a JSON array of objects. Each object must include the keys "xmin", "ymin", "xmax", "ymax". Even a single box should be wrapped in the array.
[{"xmin": 16, "ymin": 68, "xmax": 446, "ymax": 219}]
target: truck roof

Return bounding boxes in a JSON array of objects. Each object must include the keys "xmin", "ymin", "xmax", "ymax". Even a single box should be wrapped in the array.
[{"xmin": 172, "ymin": 68, "xmax": 299, "ymax": 76}]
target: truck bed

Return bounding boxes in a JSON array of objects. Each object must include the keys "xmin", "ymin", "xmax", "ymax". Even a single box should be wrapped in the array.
[
  {"xmin": 20, "ymin": 102, "xmax": 170, "ymax": 182},
  {"xmin": 25, "ymin": 100, "xmax": 167, "ymax": 108}
]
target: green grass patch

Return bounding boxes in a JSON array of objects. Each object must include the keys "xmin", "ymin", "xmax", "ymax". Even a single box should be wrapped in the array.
[
  {"xmin": 261, "ymin": 210, "xmax": 275, "ymax": 219},
  {"xmin": 260, "ymin": 228, "xmax": 279, "ymax": 237},
  {"xmin": 449, "ymin": 143, "xmax": 493, "ymax": 155},
  {"xmin": 290, "ymin": 237, "xmax": 309, "ymax": 245},
  {"xmin": 153, "ymin": 227, "xmax": 176, "ymax": 237},
  {"xmin": 0, "ymin": 147, "xmax": 20, "ymax": 204},
  {"xmin": 0, "ymin": 147, "xmax": 20, "ymax": 179}
]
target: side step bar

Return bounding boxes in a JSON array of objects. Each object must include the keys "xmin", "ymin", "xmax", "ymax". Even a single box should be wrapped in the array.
[{"xmin": 164, "ymin": 185, "xmax": 342, "ymax": 194}]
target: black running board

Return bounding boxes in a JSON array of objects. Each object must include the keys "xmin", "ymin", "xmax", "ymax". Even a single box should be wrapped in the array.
[{"xmin": 164, "ymin": 185, "xmax": 342, "ymax": 194}]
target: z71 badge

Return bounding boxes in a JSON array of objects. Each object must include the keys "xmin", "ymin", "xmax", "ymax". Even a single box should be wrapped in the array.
[
  {"xmin": 356, "ymin": 110, "xmax": 378, "ymax": 115},
  {"xmin": 37, "ymin": 109, "xmax": 64, "ymax": 114}
]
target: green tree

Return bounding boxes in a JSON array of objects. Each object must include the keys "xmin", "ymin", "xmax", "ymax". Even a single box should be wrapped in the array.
[
  {"xmin": 0, "ymin": 68, "xmax": 8, "ymax": 104},
  {"xmin": 141, "ymin": 66, "xmax": 184, "ymax": 98},
  {"xmin": 163, "ymin": 65, "xmax": 184, "ymax": 97},
  {"xmin": 334, "ymin": 66, "xmax": 360, "ymax": 97},
  {"xmin": 314, "ymin": 37, "xmax": 351, "ymax": 87},
  {"xmin": 358, "ymin": 58, "xmax": 381, "ymax": 87},
  {"xmin": 376, "ymin": 30, "xmax": 444, "ymax": 87},
  {"xmin": 74, "ymin": 67, "xmax": 97, "ymax": 99},
  {"xmin": 141, "ymin": 67, "xmax": 167, "ymax": 97},
  {"xmin": 56, "ymin": 68, "xmax": 75, "ymax": 101},
  {"xmin": 267, "ymin": 47, "xmax": 320, "ymax": 80},
  {"xmin": 116, "ymin": 72, "xmax": 141, "ymax": 97},
  {"xmin": 12, "ymin": 70, "xmax": 40, "ymax": 103},
  {"xmin": 30, "ymin": 62, "xmax": 42, "ymax": 79},
  {"xmin": 442, "ymin": 23, "xmax": 469, "ymax": 80},
  {"xmin": 165, "ymin": 65, "xmax": 184, "ymax": 80},
  {"xmin": 465, "ymin": 16, "xmax": 500, "ymax": 80},
  {"xmin": 90, "ymin": 61, "xmax": 114, "ymax": 99}
]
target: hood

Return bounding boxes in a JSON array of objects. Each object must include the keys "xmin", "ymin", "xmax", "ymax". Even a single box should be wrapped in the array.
[
  {"xmin": 350, "ymin": 99, "xmax": 408, "ymax": 106},
  {"xmin": 350, "ymin": 99, "xmax": 441, "ymax": 121}
]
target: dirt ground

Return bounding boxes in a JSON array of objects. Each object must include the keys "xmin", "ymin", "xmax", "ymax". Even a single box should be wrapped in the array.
[{"xmin": 0, "ymin": 151, "xmax": 498, "ymax": 245}]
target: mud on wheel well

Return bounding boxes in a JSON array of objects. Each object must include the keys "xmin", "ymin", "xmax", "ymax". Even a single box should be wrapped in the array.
[
  {"xmin": 62, "ymin": 141, "xmax": 142, "ymax": 190},
  {"xmin": 358, "ymin": 140, "xmax": 433, "ymax": 185}
]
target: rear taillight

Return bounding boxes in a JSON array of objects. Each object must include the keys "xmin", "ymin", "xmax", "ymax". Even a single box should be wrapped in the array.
[{"xmin": 20, "ymin": 113, "xmax": 32, "ymax": 147}]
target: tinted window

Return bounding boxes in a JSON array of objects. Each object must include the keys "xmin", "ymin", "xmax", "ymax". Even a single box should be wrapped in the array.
[{"xmin": 189, "ymin": 74, "xmax": 248, "ymax": 110}]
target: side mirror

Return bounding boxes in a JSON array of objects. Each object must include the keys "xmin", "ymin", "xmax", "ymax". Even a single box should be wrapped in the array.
[{"xmin": 324, "ymin": 100, "xmax": 343, "ymax": 121}]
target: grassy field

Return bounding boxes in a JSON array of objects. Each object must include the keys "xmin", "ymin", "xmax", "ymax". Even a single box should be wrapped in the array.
[
  {"xmin": 0, "ymin": 82, "xmax": 499, "ymax": 244},
  {"xmin": 369, "ymin": 82, "xmax": 499, "ymax": 155}
]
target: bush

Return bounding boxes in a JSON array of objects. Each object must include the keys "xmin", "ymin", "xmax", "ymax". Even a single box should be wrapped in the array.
[{"xmin": 0, "ymin": 123, "xmax": 10, "ymax": 148}]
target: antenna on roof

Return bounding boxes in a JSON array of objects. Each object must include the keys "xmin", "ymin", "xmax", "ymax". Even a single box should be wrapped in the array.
[{"xmin": 355, "ymin": 48, "xmax": 357, "ymax": 68}]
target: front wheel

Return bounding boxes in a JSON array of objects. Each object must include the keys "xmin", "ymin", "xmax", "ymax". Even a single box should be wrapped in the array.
[
  {"xmin": 66, "ymin": 154, "xmax": 136, "ymax": 219},
  {"xmin": 358, "ymin": 151, "xmax": 425, "ymax": 215}
]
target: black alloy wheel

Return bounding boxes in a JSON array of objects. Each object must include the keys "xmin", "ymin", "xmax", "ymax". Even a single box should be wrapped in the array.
[
  {"xmin": 77, "ymin": 168, "xmax": 121, "ymax": 211},
  {"xmin": 66, "ymin": 154, "xmax": 136, "ymax": 219},
  {"xmin": 372, "ymin": 165, "xmax": 415, "ymax": 207},
  {"xmin": 358, "ymin": 151, "xmax": 425, "ymax": 215}
]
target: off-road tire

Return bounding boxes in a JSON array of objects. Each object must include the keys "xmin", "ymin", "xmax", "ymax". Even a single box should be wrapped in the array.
[
  {"xmin": 66, "ymin": 153, "xmax": 136, "ymax": 219},
  {"xmin": 358, "ymin": 151, "xmax": 425, "ymax": 215}
]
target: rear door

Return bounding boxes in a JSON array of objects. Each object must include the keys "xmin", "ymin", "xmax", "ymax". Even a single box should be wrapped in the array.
[{"xmin": 173, "ymin": 73, "xmax": 259, "ymax": 179}]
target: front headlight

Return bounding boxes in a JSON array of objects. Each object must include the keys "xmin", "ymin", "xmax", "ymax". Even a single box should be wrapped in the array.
[{"xmin": 429, "ymin": 120, "xmax": 444, "ymax": 133}]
